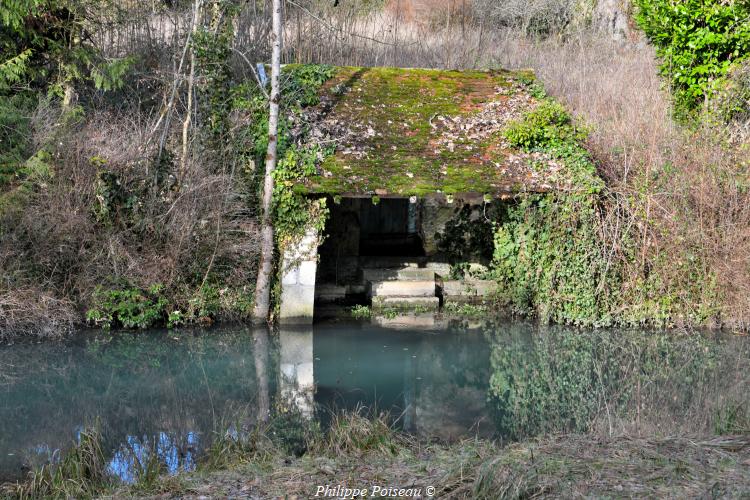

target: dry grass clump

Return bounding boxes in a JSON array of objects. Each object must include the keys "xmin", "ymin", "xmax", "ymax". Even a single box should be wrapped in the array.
[
  {"xmin": 470, "ymin": 434, "xmax": 750, "ymax": 499},
  {"xmin": 312, "ymin": 406, "xmax": 409, "ymax": 456},
  {"xmin": 102, "ymin": 429, "xmax": 750, "ymax": 499},
  {"xmin": 9, "ymin": 408, "xmax": 749, "ymax": 499}
]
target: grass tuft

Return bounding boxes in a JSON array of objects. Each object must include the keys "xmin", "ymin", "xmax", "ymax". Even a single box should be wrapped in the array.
[
  {"xmin": 312, "ymin": 405, "xmax": 409, "ymax": 456},
  {"xmin": 13, "ymin": 425, "xmax": 109, "ymax": 499}
]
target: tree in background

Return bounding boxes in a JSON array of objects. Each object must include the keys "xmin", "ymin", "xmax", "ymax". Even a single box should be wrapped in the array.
[{"xmin": 0, "ymin": 0, "xmax": 132, "ymax": 102}]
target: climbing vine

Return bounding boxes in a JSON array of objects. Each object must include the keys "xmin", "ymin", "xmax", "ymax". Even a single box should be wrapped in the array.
[
  {"xmin": 273, "ymin": 144, "xmax": 331, "ymax": 248},
  {"xmin": 491, "ymin": 92, "xmax": 613, "ymax": 326},
  {"xmin": 254, "ymin": 64, "xmax": 335, "ymax": 249}
]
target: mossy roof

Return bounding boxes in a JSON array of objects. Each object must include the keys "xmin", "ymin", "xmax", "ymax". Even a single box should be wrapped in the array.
[{"xmin": 300, "ymin": 66, "xmax": 568, "ymax": 198}]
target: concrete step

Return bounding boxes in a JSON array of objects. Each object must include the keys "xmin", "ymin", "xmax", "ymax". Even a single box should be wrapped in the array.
[
  {"xmin": 369, "ymin": 280, "xmax": 436, "ymax": 298},
  {"xmin": 359, "ymin": 256, "xmax": 425, "ymax": 269},
  {"xmin": 362, "ymin": 268, "xmax": 436, "ymax": 282},
  {"xmin": 315, "ymin": 284, "xmax": 347, "ymax": 302},
  {"xmin": 424, "ymin": 262, "xmax": 452, "ymax": 278},
  {"xmin": 371, "ymin": 296, "xmax": 439, "ymax": 310}
]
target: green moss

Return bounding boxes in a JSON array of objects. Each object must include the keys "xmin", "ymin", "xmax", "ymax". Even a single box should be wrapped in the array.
[{"xmin": 302, "ymin": 66, "xmax": 569, "ymax": 196}]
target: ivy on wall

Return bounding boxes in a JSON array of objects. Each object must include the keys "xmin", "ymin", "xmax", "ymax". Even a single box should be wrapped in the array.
[
  {"xmin": 490, "ymin": 90, "xmax": 613, "ymax": 326},
  {"xmin": 490, "ymin": 82, "xmax": 720, "ymax": 327}
]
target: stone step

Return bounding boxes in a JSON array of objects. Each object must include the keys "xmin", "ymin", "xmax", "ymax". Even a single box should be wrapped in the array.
[
  {"xmin": 371, "ymin": 296, "xmax": 440, "ymax": 310},
  {"xmin": 442, "ymin": 280, "xmax": 498, "ymax": 303},
  {"xmin": 424, "ymin": 262, "xmax": 452, "ymax": 278},
  {"xmin": 359, "ymin": 256, "xmax": 425, "ymax": 269},
  {"xmin": 373, "ymin": 312, "xmax": 447, "ymax": 329},
  {"xmin": 362, "ymin": 268, "xmax": 436, "ymax": 282},
  {"xmin": 369, "ymin": 280, "xmax": 437, "ymax": 298},
  {"xmin": 315, "ymin": 284, "xmax": 368, "ymax": 302},
  {"xmin": 315, "ymin": 284, "xmax": 347, "ymax": 302}
]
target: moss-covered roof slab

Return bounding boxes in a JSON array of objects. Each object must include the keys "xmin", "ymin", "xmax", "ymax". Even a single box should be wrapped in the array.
[{"xmin": 301, "ymin": 66, "xmax": 569, "ymax": 197}]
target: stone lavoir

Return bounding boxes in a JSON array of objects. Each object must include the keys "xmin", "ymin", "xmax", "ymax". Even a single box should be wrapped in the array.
[{"xmin": 277, "ymin": 66, "xmax": 573, "ymax": 324}]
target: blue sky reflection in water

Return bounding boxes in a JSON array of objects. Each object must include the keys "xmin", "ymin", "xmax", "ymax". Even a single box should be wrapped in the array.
[{"xmin": 107, "ymin": 432, "xmax": 199, "ymax": 484}]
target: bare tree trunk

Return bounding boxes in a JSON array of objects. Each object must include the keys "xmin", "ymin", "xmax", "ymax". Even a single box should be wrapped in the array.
[
  {"xmin": 181, "ymin": 0, "xmax": 202, "ymax": 180},
  {"xmin": 252, "ymin": 0, "xmax": 282, "ymax": 324}
]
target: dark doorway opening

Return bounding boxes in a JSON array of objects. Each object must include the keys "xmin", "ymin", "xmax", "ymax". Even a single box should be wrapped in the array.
[
  {"xmin": 315, "ymin": 197, "xmax": 426, "ymax": 309},
  {"xmin": 357, "ymin": 198, "xmax": 424, "ymax": 257}
]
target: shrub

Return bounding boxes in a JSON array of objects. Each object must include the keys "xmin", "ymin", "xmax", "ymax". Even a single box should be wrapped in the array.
[
  {"xmin": 473, "ymin": 0, "xmax": 581, "ymax": 35},
  {"xmin": 0, "ymin": 93, "xmax": 34, "ymax": 187},
  {"xmin": 634, "ymin": 0, "xmax": 750, "ymax": 115},
  {"xmin": 493, "ymin": 93, "xmax": 610, "ymax": 326},
  {"xmin": 86, "ymin": 285, "xmax": 169, "ymax": 330},
  {"xmin": 503, "ymin": 100, "xmax": 577, "ymax": 150}
]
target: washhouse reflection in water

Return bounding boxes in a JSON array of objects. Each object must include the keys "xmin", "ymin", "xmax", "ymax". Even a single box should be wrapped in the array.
[{"xmin": 0, "ymin": 321, "xmax": 494, "ymax": 483}]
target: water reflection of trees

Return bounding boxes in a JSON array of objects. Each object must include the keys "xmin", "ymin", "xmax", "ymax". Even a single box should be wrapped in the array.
[
  {"xmin": 0, "ymin": 326, "xmax": 274, "ymax": 481},
  {"xmin": 485, "ymin": 324, "xmax": 750, "ymax": 439},
  {"xmin": 4, "ymin": 321, "xmax": 744, "ymax": 483}
]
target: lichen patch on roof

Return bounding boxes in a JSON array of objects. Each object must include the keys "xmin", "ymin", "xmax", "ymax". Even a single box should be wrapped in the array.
[{"xmin": 300, "ymin": 66, "xmax": 567, "ymax": 197}]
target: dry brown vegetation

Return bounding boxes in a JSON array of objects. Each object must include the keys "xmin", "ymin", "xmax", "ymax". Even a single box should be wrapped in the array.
[
  {"xmin": 99, "ymin": 412, "xmax": 750, "ymax": 499},
  {"xmin": 2, "ymin": 0, "xmax": 749, "ymax": 335},
  {"xmin": 0, "ymin": 2, "xmax": 262, "ymax": 338},
  {"xmin": 489, "ymin": 32, "xmax": 750, "ymax": 328}
]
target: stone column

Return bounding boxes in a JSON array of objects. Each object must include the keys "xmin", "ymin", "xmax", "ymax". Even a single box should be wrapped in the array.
[{"xmin": 279, "ymin": 227, "xmax": 319, "ymax": 324}]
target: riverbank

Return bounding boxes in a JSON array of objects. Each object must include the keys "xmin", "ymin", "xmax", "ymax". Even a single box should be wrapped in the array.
[
  {"xmin": 4, "ymin": 412, "xmax": 749, "ymax": 499},
  {"xmin": 144, "ymin": 435, "xmax": 750, "ymax": 499}
]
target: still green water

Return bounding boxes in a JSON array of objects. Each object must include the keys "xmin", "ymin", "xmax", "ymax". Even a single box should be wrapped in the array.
[{"xmin": 0, "ymin": 319, "xmax": 747, "ymax": 484}]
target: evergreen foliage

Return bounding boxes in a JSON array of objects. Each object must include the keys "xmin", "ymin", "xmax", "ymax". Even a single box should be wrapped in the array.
[{"xmin": 635, "ymin": 0, "xmax": 750, "ymax": 115}]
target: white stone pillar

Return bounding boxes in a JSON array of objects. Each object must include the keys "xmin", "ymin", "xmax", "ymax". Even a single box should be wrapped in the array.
[{"xmin": 279, "ymin": 226, "xmax": 319, "ymax": 324}]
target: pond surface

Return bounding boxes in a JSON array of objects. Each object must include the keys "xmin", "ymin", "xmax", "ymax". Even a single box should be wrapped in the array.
[
  {"xmin": 0, "ymin": 320, "xmax": 493, "ymax": 482},
  {"xmin": 0, "ymin": 318, "xmax": 748, "ymax": 484}
]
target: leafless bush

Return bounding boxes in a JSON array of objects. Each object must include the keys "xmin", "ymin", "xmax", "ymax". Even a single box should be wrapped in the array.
[
  {"xmin": 0, "ymin": 289, "xmax": 76, "ymax": 340},
  {"xmin": 473, "ymin": 0, "xmax": 579, "ymax": 34},
  {"xmin": 0, "ymin": 95, "xmax": 260, "ymax": 336},
  {"xmin": 276, "ymin": 1, "xmax": 495, "ymax": 69}
]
